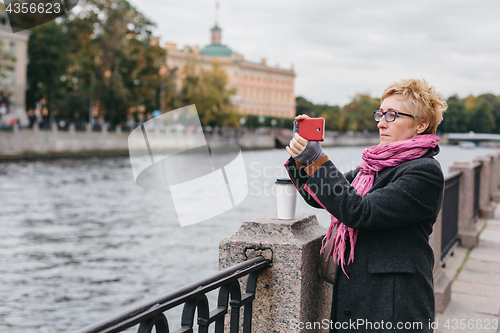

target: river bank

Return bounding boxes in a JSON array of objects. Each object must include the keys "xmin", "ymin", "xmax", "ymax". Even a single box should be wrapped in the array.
[{"xmin": 0, "ymin": 127, "xmax": 380, "ymax": 160}]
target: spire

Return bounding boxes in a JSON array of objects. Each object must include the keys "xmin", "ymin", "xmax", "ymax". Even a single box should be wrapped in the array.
[
  {"xmin": 210, "ymin": 1, "xmax": 221, "ymax": 45},
  {"xmin": 215, "ymin": 1, "xmax": 219, "ymax": 26}
]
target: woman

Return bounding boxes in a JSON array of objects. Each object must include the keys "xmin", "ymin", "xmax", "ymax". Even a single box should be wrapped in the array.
[{"xmin": 285, "ymin": 79, "xmax": 447, "ymax": 332}]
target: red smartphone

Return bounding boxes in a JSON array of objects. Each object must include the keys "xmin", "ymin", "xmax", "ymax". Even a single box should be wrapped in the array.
[{"xmin": 299, "ymin": 118, "xmax": 325, "ymax": 141}]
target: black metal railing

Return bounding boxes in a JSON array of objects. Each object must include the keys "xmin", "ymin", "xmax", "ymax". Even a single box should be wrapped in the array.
[
  {"xmin": 441, "ymin": 170, "xmax": 461, "ymax": 264},
  {"xmin": 473, "ymin": 162, "xmax": 482, "ymax": 222},
  {"xmin": 72, "ymin": 256, "xmax": 269, "ymax": 333}
]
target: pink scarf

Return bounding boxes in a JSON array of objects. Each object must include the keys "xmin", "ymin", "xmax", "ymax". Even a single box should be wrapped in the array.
[{"xmin": 320, "ymin": 134, "xmax": 440, "ymax": 278}]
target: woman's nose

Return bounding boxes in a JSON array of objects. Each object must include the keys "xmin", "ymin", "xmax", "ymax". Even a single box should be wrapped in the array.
[{"xmin": 377, "ymin": 118, "xmax": 388, "ymax": 129}]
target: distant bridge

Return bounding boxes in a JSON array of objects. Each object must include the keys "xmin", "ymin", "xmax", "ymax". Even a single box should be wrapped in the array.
[{"xmin": 445, "ymin": 133, "xmax": 500, "ymax": 144}]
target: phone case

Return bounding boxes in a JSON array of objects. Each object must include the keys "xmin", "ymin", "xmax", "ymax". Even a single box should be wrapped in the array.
[{"xmin": 299, "ymin": 118, "xmax": 325, "ymax": 141}]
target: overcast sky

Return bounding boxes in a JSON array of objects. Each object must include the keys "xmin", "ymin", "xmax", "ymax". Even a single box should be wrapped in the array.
[{"xmin": 126, "ymin": 0, "xmax": 500, "ymax": 107}]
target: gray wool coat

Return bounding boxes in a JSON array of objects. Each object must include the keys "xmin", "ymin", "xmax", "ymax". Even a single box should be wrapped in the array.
[{"xmin": 285, "ymin": 146, "xmax": 444, "ymax": 333}]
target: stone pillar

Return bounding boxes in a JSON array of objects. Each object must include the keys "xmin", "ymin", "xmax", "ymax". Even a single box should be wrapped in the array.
[
  {"xmin": 496, "ymin": 151, "xmax": 500, "ymax": 192},
  {"xmin": 489, "ymin": 153, "xmax": 500, "ymax": 201},
  {"xmin": 33, "ymin": 122, "xmax": 39, "ymax": 133},
  {"xmin": 102, "ymin": 123, "xmax": 108, "ymax": 135},
  {"xmin": 51, "ymin": 122, "xmax": 58, "ymax": 133},
  {"xmin": 449, "ymin": 162, "xmax": 479, "ymax": 247},
  {"xmin": 69, "ymin": 123, "xmax": 76, "ymax": 135},
  {"xmin": 474, "ymin": 155, "xmax": 494, "ymax": 218},
  {"xmin": 219, "ymin": 213, "xmax": 332, "ymax": 333},
  {"xmin": 86, "ymin": 123, "xmax": 92, "ymax": 133},
  {"xmin": 116, "ymin": 125, "xmax": 122, "ymax": 135},
  {"xmin": 429, "ymin": 210, "xmax": 452, "ymax": 313}
]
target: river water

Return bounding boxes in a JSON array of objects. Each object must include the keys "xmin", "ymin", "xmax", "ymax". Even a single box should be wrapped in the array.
[{"xmin": 0, "ymin": 144, "xmax": 497, "ymax": 333}]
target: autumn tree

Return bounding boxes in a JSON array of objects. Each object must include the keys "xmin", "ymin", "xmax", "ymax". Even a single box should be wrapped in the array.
[
  {"xmin": 342, "ymin": 94, "xmax": 380, "ymax": 132},
  {"xmin": 179, "ymin": 59, "xmax": 238, "ymax": 127},
  {"xmin": 64, "ymin": 0, "xmax": 167, "ymax": 125}
]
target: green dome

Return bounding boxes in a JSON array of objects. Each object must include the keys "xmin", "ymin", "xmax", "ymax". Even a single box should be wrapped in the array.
[{"xmin": 200, "ymin": 44, "xmax": 233, "ymax": 57}]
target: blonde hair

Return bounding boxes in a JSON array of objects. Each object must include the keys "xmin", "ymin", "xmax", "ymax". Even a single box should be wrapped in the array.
[{"xmin": 381, "ymin": 79, "xmax": 447, "ymax": 135}]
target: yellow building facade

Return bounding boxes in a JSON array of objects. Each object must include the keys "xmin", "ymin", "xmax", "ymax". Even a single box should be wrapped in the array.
[{"xmin": 165, "ymin": 25, "xmax": 296, "ymax": 119}]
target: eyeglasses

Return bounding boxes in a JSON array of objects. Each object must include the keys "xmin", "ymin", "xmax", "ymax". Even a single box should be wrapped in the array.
[{"xmin": 373, "ymin": 110, "xmax": 414, "ymax": 122}]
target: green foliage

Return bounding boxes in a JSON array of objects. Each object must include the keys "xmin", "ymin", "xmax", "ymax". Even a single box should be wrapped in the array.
[
  {"xmin": 300, "ymin": 93, "xmax": 500, "ymax": 134},
  {"xmin": 471, "ymin": 100, "xmax": 495, "ymax": 133},
  {"xmin": 321, "ymin": 105, "xmax": 342, "ymax": 131},
  {"xmin": 64, "ymin": 0, "xmax": 168, "ymax": 125},
  {"xmin": 25, "ymin": 0, "xmax": 172, "ymax": 125},
  {"xmin": 438, "ymin": 96, "xmax": 469, "ymax": 133},
  {"xmin": 243, "ymin": 115, "xmax": 292, "ymax": 129},
  {"xmin": 438, "ymin": 95, "xmax": 500, "ymax": 134},
  {"xmin": 58, "ymin": 91, "xmax": 90, "ymax": 123},
  {"xmin": 295, "ymin": 95, "xmax": 379, "ymax": 132},
  {"xmin": 342, "ymin": 94, "xmax": 380, "ymax": 132},
  {"xmin": 178, "ymin": 60, "xmax": 239, "ymax": 127},
  {"xmin": 26, "ymin": 20, "xmax": 71, "ymax": 120}
]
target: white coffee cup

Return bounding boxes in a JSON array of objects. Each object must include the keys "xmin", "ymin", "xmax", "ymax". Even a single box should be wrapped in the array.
[{"xmin": 275, "ymin": 178, "xmax": 297, "ymax": 219}]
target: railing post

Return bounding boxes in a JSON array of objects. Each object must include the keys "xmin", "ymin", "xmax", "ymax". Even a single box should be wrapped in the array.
[
  {"xmin": 429, "ymin": 210, "xmax": 451, "ymax": 313},
  {"xmin": 449, "ymin": 162, "xmax": 479, "ymax": 247},
  {"xmin": 219, "ymin": 213, "xmax": 332, "ymax": 333},
  {"xmin": 489, "ymin": 153, "xmax": 500, "ymax": 201},
  {"xmin": 496, "ymin": 151, "xmax": 500, "ymax": 192},
  {"xmin": 102, "ymin": 123, "xmax": 108, "ymax": 135},
  {"xmin": 474, "ymin": 155, "xmax": 494, "ymax": 218}
]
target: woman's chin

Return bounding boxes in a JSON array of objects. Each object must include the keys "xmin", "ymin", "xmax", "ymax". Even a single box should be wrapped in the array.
[{"xmin": 379, "ymin": 137, "xmax": 390, "ymax": 145}]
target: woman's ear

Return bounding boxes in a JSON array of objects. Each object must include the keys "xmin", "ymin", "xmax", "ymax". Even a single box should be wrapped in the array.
[{"xmin": 416, "ymin": 119, "xmax": 430, "ymax": 134}]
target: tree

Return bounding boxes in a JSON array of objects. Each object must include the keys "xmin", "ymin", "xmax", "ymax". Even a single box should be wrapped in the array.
[
  {"xmin": 26, "ymin": 20, "xmax": 71, "ymax": 126},
  {"xmin": 476, "ymin": 94, "xmax": 500, "ymax": 133},
  {"xmin": 178, "ymin": 60, "xmax": 238, "ymax": 127},
  {"xmin": 64, "ymin": 0, "xmax": 167, "ymax": 125},
  {"xmin": 342, "ymin": 94, "xmax": 379, "ymax": 132},
  {"xmin": 295, "ymin": 96, "xmax": 345, "ymax": 131},
  {"xmin": 321, "ymin": 106, "xmax": 343, "ymax": 131},
  {"xmin": 439, "ymin": 96, "xmax": 469, "ymax": 133},
  {"xmin": 295, "ymin": 96, "xmax": 314, "ymax": 117},
  {"xmin": 470, "ymin": 100, "xmax": 495, "ymax": 133}
]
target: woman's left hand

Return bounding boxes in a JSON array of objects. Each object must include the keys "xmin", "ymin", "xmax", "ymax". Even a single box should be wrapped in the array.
[{"xmin": 286, "ymin": 133, "xmax": 308, "ymax": 158}]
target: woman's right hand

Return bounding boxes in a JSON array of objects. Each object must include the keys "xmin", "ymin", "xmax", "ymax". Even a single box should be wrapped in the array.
[{"xmin": 295, "ymin": 114, "xmax": 311, "ymax": 125}]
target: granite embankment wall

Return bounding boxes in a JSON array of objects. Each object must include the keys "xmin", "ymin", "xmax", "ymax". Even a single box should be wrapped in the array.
[{"xmin": 0, "ymin": 127, "xmax": 380, "ymax": 160}]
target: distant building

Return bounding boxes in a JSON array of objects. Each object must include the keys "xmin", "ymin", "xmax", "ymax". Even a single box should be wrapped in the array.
[
  {"xmin": 0, "ymin": 12, "xmax": 29, "ymax": 126},
  {"xmin": 165, "ymin": 24, "xmax": 296, "ymax": 119}
]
